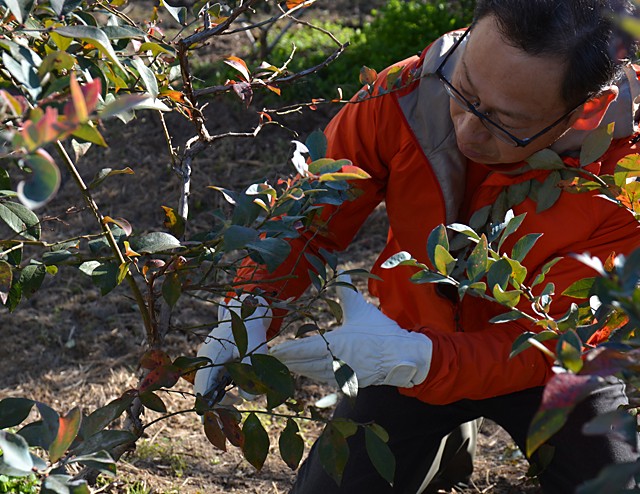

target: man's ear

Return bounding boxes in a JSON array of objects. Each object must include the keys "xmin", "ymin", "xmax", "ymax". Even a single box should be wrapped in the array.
[{"xmin": 571, "ymin": 87, "xmax": 619, "ymax": 131}]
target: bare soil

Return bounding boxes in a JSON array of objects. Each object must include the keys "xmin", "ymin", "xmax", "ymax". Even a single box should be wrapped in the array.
[{"xmin": 1, "ymin": 2, "xmax": 541, "ymax": 493}]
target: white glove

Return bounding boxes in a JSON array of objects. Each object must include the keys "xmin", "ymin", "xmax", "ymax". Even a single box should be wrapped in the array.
[
  {"xmin": 269, "ymin": 283, "xmax": 433, "ymax": 388},
  {"xmin": 194, "ymin": 294, "xmax": 272, "ymax": 403}
]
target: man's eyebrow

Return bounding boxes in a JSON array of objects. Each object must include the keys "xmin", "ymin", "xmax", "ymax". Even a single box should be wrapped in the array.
[{"xmin": 460, "ymin": 57, "xmax": 535, "ymax": 123}]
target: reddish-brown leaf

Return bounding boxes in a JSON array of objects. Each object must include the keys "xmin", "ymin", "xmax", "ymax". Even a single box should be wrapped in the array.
[
  {"xmin": 204, "ymin": 412, "xmax": 227, "ymax": 451},
  {"xmin": 224, "ymin": 56, "xmax": 251, "ymax": 82},
  {"xmin": 140, "ymin": 349, "xmax": 171, "ymax": 370},
  {"xmin": 218, "ymin": 409, "xmax": 244, "ymax": 448},
  {"xmin": 138, "ymin": 364, "xmax": 181, "ymax": 394}
]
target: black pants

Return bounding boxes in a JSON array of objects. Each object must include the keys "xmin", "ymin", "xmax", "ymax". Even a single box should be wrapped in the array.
[{"xmin": 291, "ymin": 382, "xmax": 638, "ymax": 494}]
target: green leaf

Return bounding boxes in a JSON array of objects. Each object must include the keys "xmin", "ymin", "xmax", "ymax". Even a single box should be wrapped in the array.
[
  {"xmin": 580, "ymin": 122, "xmax": 614, "ymax": 167},
  {"xmin": 67, "ymin": 450, "xmax": 115, "ymax": 476},
  {"xmin": 0, "ymin": 201, "xmax": 41, "ymax": 240},
  {"xmin": 381, "ymin": 251, "xmax": 412, "ymax": 269},
  {"xmin": 246, "ymin": 237, "xmax": 291, "ymax": 273},
  {"xmin": 562, "ymin": 277, "xmax": 595, "ymax": 299},
  {"xmin": 0, "ymin": 431, "xmax": 32, "ymax": 474},
  {"xmin": 99, "ymin": 93, "xmax": 170, "ymax": 119},
  {"xmin": 242, "ymin": 413, "xmax": 270, "ymax": 470},
  {"xmin": 511, "ymin": 233, "xmax": 543, "ymax": 263},
  {"xmin": 49, "ymin": 407, "xmax": 82, "ymax": 463},
  {"xmin": 3, "ymin": 0, "xmax": 35, "ymax": 24},
  {"xmin": 306, "ymin": 130, "xmax": 327, "ymax": 161},
  {"xmin": 163, "ymin": 2, "xmax": 187, "ymax": 24},
  {"xmin": 17, "ymin": 150, "xmax": 61, "ymax": 209},
  {"xmin": 492, "ymin": 284, "xmax": 522, "ymax": 307},
  {"xmin": 0, "ymin": 397, "xmax": 34, "ymax": 429},
  {"xmin": 71, "ymin": 122, "xmax": 107, "ymax": 147},
  {"xmin": 614, "ymin": 154, "xmax": 640, "ymax": 187},
  {"xmin": 308, "ymin": 158, "xmax": 350, "ymax": 175},
  {"xmin": 251, "ymin": 354, "xmax": 295, "ymax": 409},
  {"xmin": 91, "ymin": 261, "xmax": 119, "ymax": 295},
  {"xmin": 70, "ymin": 430, "xmax": 135, "ymax": 457},
  {"xmin": 556, "ymin": 329, "xmax": 583, "ymax": 373},
  {"xmin": 526, "ymin": 148, "xmax": 565, "ymax": 170},
  {"xmin": 131, "ymin": 58, "xmax": 159, "ymax": 99},
  {"xmin": 467, "ymin": 234, "xmax": 488, "ymax": 282},
  {"xmin": 161, "ymin": 271, "xmax": 181, "ymax": 307},
  {"xmin": 279, "ymin": 418, "xmax": 304, "ymax": 470},
  {"xmin": 433, "ymin": 244, "xmax": 455, "ymax": 276},
  {"xmin": 222, "ymin": 225, "xmax": 259, "ymax": 251},
  {"xmin": 510, "ymin": 330, "xmax": 557, "ymax": 359},
  {"xmin": 229, "ymin": 311, "xmax": 248, "ymax": 359},
  {"xmin": 489, "ymin": 310, "xmax": 525, "ymax": 324},
  {"xmin": 101, "ymin": 25, "xmax": 146, "ymax": 40},
  {"xmin": 0, "ymin": 260, "xmax": 12, "ymax": 305},
  {"xmin": 364, "ymin": 426, "xmax": 395, "ymax": 485},
  {"xmin": 447, "ymin": 223, "xmax": 480, "ymax": 241},
  {"xmin": 87, "ymin": 167, "xmax": 134, "ymax": 189},
  {"xmin": 131, "ymin": 232, "xmax": 181, "ymax": 254},
  {"xmin": 498, "ymin": 213, "xmax": 526, "ymax": 252},
  {"xmin": 333, "ymin": 359, "xmax": 358, "ymax": 402},
  {"xmin": 139, "ymin": 391, "xmax": 167, "ymax": 413},
  {"xmin": 506, "ymin": 180, "xmax": 532, "ymax": 208},
  {"xmin": 50, "ymin": 0, "xmax": 83, "ymax": 17},
  {"xmin": 42, "ymin": 474, "xmax": 90, "ymax": 494},
  {"xmin": 82, "ymin": 393, "xmax": 135, "ymax": 438},
  {"xmin": 226, "ymin": 362, "xmax": 269, "ymax": 397},
  {"xmin": 54, "ymin": 26, "xmax": 125, "ymax": 73},
  {"xmin": 487, "ymin": 258, "xmax": 512, "ymax": 291},
  {"xmin": 18, "ymin": 263, "xmax": 45, "ymax": 299},
  {"xmin": 577, "ymin": 461, "xmax": 640, "ymax": 494},
  {"xmin": 536, "ymin": 171, "xmax": 562, "ymax": 213},
  {"xmin": 318, "ymin": 423, "xmax": 350, "ymax": 486},
  {"xmin": 427, "ymin": 224, "xmax": 448, "ymax": 267},
  {"xmin": 532, "ymin": 257, "xmax": 562, "ymax": 288}
]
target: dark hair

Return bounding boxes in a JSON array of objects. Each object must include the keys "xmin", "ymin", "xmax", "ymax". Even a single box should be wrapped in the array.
[{"xmin": 473, "ymin": 0, "xmax": 638, "ymax": 108}]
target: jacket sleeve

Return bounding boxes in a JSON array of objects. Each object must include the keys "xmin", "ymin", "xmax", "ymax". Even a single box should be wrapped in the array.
[{"xmin": 401, "ymin": 178, "xmax": 640, "ymax": 405}]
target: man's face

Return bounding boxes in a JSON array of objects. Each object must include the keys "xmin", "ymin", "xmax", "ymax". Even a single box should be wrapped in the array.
[{"xmin": 449, "ymin": 16, "xmax": 575, "ymax": 165}]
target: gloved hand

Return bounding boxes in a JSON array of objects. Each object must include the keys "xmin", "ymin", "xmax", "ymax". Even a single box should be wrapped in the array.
[
  {"xmin": 194, "ymin": 294, "xmax": 272, "ymax": 404},
  {"xmin": 270, "ymin": 282, "xmax": 433, "ymax": 388}
]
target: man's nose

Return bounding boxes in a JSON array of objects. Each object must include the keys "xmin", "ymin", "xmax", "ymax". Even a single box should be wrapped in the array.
[{"xmin": 454, "ymin": 111, "xmax": 492, "ymax": 144}]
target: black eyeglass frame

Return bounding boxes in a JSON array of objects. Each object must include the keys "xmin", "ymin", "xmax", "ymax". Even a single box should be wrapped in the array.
[{"xmin": 435, "ymin": 27, "xmax": 587, "ymax": 148}]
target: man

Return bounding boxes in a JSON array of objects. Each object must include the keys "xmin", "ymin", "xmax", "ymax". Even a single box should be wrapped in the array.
[{"xmin": 195, "ymin": 1, "xmax": 640, "ymax": 492}]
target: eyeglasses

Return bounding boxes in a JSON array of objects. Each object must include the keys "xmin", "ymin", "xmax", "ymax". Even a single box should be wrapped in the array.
[{"xmin": 435, "ymin": 27, "xmax": 586, "ymax": 148}]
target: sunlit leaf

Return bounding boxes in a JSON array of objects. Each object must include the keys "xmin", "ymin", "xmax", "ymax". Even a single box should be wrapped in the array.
[
  {"xmin": 381, "ymin": 251, "xmax": 412, "ymax": 269},
  {"xmin": 427, "ymin": 224, "xmax": 448, "ymax": 268},
  {"xmin": 49, "ymin": 407, "xmax": 82, "ymax": 463},
  {"xmin": 131, "ymin": 232, "xmax": 181, "ymax": 254},
  {"xmin": 511, "ymin": 233, "xmax": 543, "ymax": 263},
  {"xmin": 0, "ymin": 201, "xmax": 41, "ymax": 240},
  {"xmin": 359, "ymin": 66, "xmax": 377, "ymax": 86},
  {"xmin": 0, "ymin": 430, "xmax": 33, "ymax": 475},
  {"xmin": 54, "ymin": 25, "xmax": 125, "ymax": 73},
  {"xmin": 580, "ymin": 122, "xmax": 614, "ymax": 167}
]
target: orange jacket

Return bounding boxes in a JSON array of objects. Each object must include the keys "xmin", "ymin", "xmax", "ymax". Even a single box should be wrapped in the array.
[{"xmin": 240, "ymin": 31, "xmax": 640, "ymax": 405}]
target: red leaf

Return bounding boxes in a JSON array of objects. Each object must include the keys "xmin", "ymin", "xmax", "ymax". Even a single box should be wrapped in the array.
[
  {"xmin": 138, "ymin": 364, "xmax": 181, "ymax": 394},
  {"xmin": 539, "ymin": 373, "xmax": 600, "ymax": 412},
  {"xmin": 81, "ymin": 78, "xmax": 101, "ymax": 114}
]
